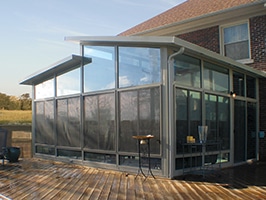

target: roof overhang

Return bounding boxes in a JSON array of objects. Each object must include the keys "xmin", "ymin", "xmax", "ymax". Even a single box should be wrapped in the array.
[
  {"xmin": 20, "ymin": 55, "xmax": 91, "ymax": 85},
  {"xmin": 128, "ymin": 1, "xmax": 266, "ymax": 36},
  {"xmin": 65, "ymin": 36, "xmax": 266, "ymax": 78}
]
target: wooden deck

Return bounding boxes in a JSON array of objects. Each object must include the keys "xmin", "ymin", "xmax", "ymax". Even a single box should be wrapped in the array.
[{"xmin": 0, "ymin": 158, "xmax": 266, "ymax": 200}]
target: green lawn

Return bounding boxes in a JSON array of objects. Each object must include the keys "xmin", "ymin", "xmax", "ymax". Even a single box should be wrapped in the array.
[{"xmin": 0, "ymin": 110, "xmax": 32, "ymax": 124}]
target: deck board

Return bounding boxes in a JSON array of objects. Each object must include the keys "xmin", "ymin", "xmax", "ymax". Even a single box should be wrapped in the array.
[{"xmin": 0, "ymin": 158, "xmax": 266, "ymax": 199}]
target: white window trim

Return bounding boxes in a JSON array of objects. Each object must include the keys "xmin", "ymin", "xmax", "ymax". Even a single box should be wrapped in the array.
[{"xmin": 220, "ymin": 20, "xmax": 253, "ymax": 64}]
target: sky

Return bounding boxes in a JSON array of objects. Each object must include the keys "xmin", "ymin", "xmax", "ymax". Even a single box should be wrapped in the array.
[{"xmin": 0, "ymin": 0, "xmax": 185, "ymax": 97}]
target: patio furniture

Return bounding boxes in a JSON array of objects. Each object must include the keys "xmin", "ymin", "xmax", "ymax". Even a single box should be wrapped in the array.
[
  {"xmin": 182, "ymin": 141, "xmax": 221, "ymax": 177},
  {"xmin": 0, "ymin": 128, "xmax": 8, "ymax": 166},
  {"xmin": 6, "ymin": 147, "xmax": 20, "ymax": 162},
  {"xmin": 132, "ymin": 135, "xmax": 155, "ymax": 179}
]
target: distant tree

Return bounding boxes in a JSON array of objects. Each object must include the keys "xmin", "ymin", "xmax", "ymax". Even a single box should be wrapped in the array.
[
  {"xmin": 20, "ymin": 93, "xmax": 32, "ymax": 110},
  {"xmin": 9, "ymin": 96, "xmax": 20, "ymax": 110},
  {"xmin": 0, "ymin": 93, "xmax": 10, "ymax": 109}
]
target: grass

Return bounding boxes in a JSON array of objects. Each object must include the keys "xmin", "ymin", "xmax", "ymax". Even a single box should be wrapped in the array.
[{"xmin": 0, "ymin": 110, "xmax": 32, "ymax": 125}]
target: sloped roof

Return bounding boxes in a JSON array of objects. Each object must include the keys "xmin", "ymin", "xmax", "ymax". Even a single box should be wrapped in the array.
[
  {"xmin": 20, "ymin": 55, "xmax": 91, "ymax": 85},
  {"xmin": 119, "ymin": 0, "xmax": 263, "ymax": 36}
]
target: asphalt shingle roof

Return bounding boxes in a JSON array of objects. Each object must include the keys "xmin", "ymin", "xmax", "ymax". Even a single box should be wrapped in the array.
[{"xmin": 119, "ymin": 0, "xmax": 258, "ymax": 36}]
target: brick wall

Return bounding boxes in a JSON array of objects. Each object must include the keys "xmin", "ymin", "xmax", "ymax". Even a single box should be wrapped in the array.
[
  {"xmin": 177, "ymin": 26, "xmax": 220, "ymax": 53},
  {"xmin": 249, "ymin": 15, "xmax": 266, "ymax": 71},
  {"xmin": 249, "ymin": 15, "xmax": 266, "ymax": 161}
]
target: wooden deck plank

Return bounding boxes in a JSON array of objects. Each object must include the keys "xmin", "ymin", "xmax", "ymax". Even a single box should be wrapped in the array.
[
  {"xmin": 78, "ymin": 169, "xmax": 105, "ymax": 199},
  {"xmin": 107, "ymin": 172, "xmax": 122, "ymax": 200},
  {"xmin": 67, "ymin": 168, "xmax": 97, "ymax": 200},
  {"xmin": 146, "ymin": 178, "xmax": 166, "ymax": 199},
  {"xmin": 134, "ymin": 176, "xmax": 146, "ymax": 200},
  {"xmin": 0, "ymin": 159, "xmax": 266, "ymax": 199},
  {"xmin": 125, "ymin": 175, "xmax": 136, "ymax": 200}
]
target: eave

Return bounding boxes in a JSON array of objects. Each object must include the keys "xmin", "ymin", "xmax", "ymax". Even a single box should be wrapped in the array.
[
  {"xmin": 20, "ymin": 55, "xmax": 91, "ymax": 85},
  {"xmin": 129, "ymin": 1, "xmax": 266, "ymax": 36}
]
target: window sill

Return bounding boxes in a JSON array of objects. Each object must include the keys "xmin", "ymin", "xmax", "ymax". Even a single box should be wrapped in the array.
[{"xmin": 236, "ymin": 59, "xmax": 254, "ymax": 64}]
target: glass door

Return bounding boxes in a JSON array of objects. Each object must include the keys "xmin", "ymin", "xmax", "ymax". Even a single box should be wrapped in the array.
[
  {"xmin": 234, "ymin": 100, "xmax": 246, "ymax": 163},
  {"xmin": 247, "ymin": 102, "xmax": 256, "ymax": 159}
]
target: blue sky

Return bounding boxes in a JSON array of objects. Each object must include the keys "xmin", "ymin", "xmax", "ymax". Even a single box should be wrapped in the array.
[{"xmin": 0, "ymin": 0, "xmax": 185, "ymax": 97}]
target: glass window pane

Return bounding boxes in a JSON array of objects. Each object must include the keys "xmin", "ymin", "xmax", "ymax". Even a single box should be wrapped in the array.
[
  {"xmin": 57, "ymin": 97, "xmax": 80, "ymax": 147},
  {"xmin": 35, "ymin": 79, "xmax": 54, "ymax": 99},
  {"xmin": 223, "ymin": 23, "xmax": 249, "ymax": 60},
  {"xmin": 224, "ymin": 23, "xmax": 248, "ymax": 44},
  {"xmin": 205, "ymin": 94, "xmax": 217, "ymax": 141},
  {"xmin": 247, "ymin": 102, "xmax": 256, "ymax": 159},
  {"xmin": 218, "ymin": 96, "xmax": 230, "ymax": 150},
  {"xmin": 175, "ymin": 89, "xmax": 202, "ymax": 154},
  {"xmin": 57, "ymin": 68, "xmax": 80, "ymax": 96},
  {"xmin": 84, "ymin": 46, "xmax": 115, "ymax": 92},
  {"xmin": 205, "ymin": 94, "xmax": 230, "ymax": 150},
  {"xmin": 119, "ymin": 87, "xmax": 160, "ymax": 154},
  {"xmin": 189, "ymin": 91, "xmax": 201, "ymax": 141},
  {"xmin": 84, "ymin": 152, "xmax": 116, "ymax": 164},
  {"xmin": 234, "ymin": 100, "xmax": 246, "ymax": 163},
  {"xmin": 139, "ymin": 88, "xmax": 160, "ymax": 154},
  {"xmin": 233, "ymin": 72, "xmax": 245, "ymax": 96},
  {"xmin": 246, "ymin": 75, "xmax": 256, "ymax": 98},
  {"xmin": 119, "ymin": 47, "xmax": 160, "ymax": 88},
  {"xmin": 35, "ymin": 101, "xmax": 54, "ymax": 145},
  {"xmin": 176, "ymin": 89, "xmax": 188, "ymax": 153},
  {"xmin": 204, "ymin": 62, "xmax": 229, "ymax": 93},
  {"xmin": 225, "ymin": 41, "xmax": 249, "ymax": 60},
  {"xmin": 84, "ymin": 96, "xmax": 98, "ymax": 149},
  {"xmin": 84, "ymin": 93, "xmax": 115, "ymax": 151},
  {"xmin": 119, "ymin": 90, "xmax": 138, "ymax": 152},
  {"xmin": 174, "ymin": 54, "xmax": 201, "ymax": 88}
]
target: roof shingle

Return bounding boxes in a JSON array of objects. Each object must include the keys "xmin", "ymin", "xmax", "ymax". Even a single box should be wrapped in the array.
[{"xmin": 119, "ymin": 0, "xmax": 258, "ymax": 36}]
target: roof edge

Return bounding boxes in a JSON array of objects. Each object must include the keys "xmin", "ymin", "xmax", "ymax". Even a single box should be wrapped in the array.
[
  {"xmin": 122, "ymin": 0, "xmax": 266, "ymax": 36},
  {"xmin": 20, "ymin": 55, "xmax": 91, "ymax": 85}
]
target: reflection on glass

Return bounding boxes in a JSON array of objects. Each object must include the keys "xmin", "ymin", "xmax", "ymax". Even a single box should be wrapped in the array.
[
  {"xmin": 84, "ymin": 152, "xmax": 116, "ymax": 164},
  {"xmin": 246, "ymin": 75, "xmax": 256, "ymax": 98},
  {"xmin": 205, "ymin": 94, "xmax": 230, "ymax": 150},
  {"xmin": 84, "ymin": 93, "xmax": 115, "ymax": 150},
  {"xmin": 57, "ymin": 68, "xmax": 80, "ymax": 96},
  {"xmin": 174, "ymin": 54, "xmax": 201, "ymax": 88},
  {"xmin": 119, "ymin": 47, "xmax": 160, "ymax": 87},
  {"xmin": 175, "ymin": 88, "xmax": 201, "ymax": 154},
  {"xmin": 35, "ymin": 79, "xmax": 54, "ymax": 99},
  {"xmin": 35, "ymin": 101, "xmax": 54, "ymax": 145},
  {"xmin": 119, "ymin": 87, "xmax": 160, "ymax": 154},
  {"xmin": 247, "ymin": 102, "xmax": 256, "ymax": 159},
  {"xmin": 204, "ymin": 62, "xmax": 229, "ymax": 93},
  {"xmin": 84, "ymin": 46, "xmax": 115, "ymax": 92},
  {"xmin": 218, "ymin": 96, "xmax": 230, "ymax": 150},
  {"xmin": 233, "ymin": 71, "xmax": 244, "ymax": 96},
  {"xmin": 57, "ymin": 97, "xmax": 80, "ymax": 147},
  {"xmin": 234, "ymin": 100, "xmax": 246, "ymax": 163},
  {"xmin": 224, "ymin": 23, "xmax": 249, "ymax": 60}
]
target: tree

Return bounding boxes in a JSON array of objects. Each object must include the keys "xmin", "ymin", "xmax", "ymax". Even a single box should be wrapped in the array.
[
  {"xmin": 0, "ymin": 93, "xmax": 10, "ymax": 109},
  {"xmin": 20, "ymin": 93, "xmax": 32, "ymax": 110}
]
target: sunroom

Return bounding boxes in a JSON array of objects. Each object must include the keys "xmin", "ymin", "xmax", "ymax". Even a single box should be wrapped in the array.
[{"xmin": 20, "ymin": 36, "xmax": 265, "ymax": 178}]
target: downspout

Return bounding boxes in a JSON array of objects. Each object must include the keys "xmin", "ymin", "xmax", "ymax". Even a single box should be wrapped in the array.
[{"xmin": 167, "ymin": 47, "xmax": 185, "ymax": 178}]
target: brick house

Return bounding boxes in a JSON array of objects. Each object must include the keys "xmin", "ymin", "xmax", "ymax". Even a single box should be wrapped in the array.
[
  {"xmin": 120, "ymin": 0, "xmax": 266, "ymax": 161},
  {"xmin": 21, "ymin": 0, "xmax": 266, "ymax": 178}
]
